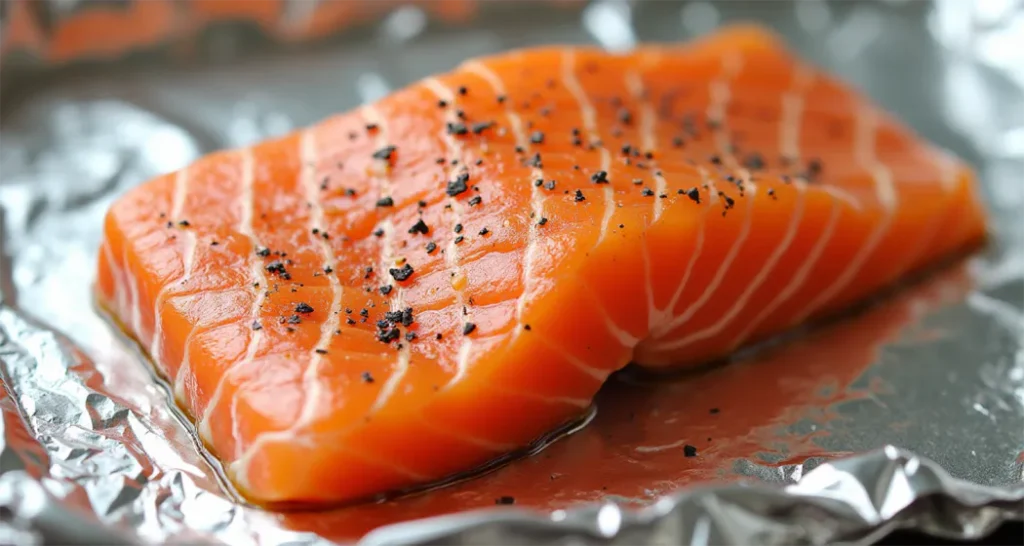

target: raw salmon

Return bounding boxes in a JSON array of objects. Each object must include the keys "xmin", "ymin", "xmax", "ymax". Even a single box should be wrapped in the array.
[{"xmin": 95, "ymin": 25, "xmax": 987, "ymax": 505}]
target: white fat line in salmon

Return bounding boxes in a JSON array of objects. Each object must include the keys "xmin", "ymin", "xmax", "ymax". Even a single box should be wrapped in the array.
[
  {"xmin": 655, "ymin": 64, "xmax": 817, "ymax": 353},
  {"xmin": 231, "ymin": 107, "xmax": 412, "ymax": 474},
  {"xmin": 125, "ymin": 244, "xmax": 142, "ymax": 342},
  {"xmin": 659, "ymin": 165, "xmax": 719, "ymax": 326},
  {"xmin": 463, "ymin": 59, "xmax": 617, "ymax": 381},
  {"xmin": 723, "ymin": 63, "xmax": 834, "ymax": 350},
  {"xmin": 625, "ymin": 60, "xmax": 665, "ymax": 331},
  {"xmin": 789, "ymin": 103, "xmax": 897, "ymax": 326},
  {"xmin": 462, "ymin": 59, "xmax": 546, "ymax": 346},
  {"xmin": 532, "ymin": 334, "xmax": 610, "ymax": 381},
  {"xmin": 100, "ymin": 240, "xmax": 128, "ymax": 332},
  {"xmin": 624, "ymin": 68, "xmax": 667, "ymax": 223},
  {"xmin": 360, "ymin": 105, "xmax": 411, "ymax": 415},
  {"xmin": 197, "ymin": 147, "xmax": 268, "ymax": 445},
  {"xmin": 154, "ymin": 167, "xmax": 198, "ymax": 400},
  {"xmin": 420, "ymin": 77, "xmax": 475, "ymax": 388},
  {"xmin": 560, "ymin": 49, "xmax": 615, "ymax": 247},
  {"xmin": 581, "ymin": 284, "xmax": 641, "ymax": 348},
  {"xmin": 651, "ymin": 51, "xmax": 757, "ymax": 341},
  {"xmin": 561, "ymin": 48, "xmax": 639, "ymax": 344},
  {"xmin": 889, "ymin": 151, "xmax": 961, "ymax": 281},
  {"xmin": 277, "ymin": 128, "xmax": 345, "ymax": 453}
]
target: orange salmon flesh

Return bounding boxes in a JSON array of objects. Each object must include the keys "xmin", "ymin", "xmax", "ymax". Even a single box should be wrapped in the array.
[{"xmin": 96, "ymin": 25, "xmax": 987, "ymax": 505}]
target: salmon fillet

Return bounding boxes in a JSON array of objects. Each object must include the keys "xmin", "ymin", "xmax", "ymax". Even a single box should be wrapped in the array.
[{"xmin": 96, "ymin": 25, "xmax": 987, "ymax": 505}]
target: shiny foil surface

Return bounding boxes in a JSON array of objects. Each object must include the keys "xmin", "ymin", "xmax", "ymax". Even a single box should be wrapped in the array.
[{"xmin": 1, "ymin": 1, "xmax": 1023, "ymax": 544}]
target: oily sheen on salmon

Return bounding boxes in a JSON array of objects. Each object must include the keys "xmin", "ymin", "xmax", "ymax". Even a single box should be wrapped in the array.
[{"xmin": 96, "ymin": 25, "xmax": 987, "ymax": 505}]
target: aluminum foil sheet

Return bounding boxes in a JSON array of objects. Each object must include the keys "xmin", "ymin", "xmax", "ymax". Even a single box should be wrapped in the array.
[{"xmin": 1, "ymin": 1, "xmax": 1023, "ymax": 544}]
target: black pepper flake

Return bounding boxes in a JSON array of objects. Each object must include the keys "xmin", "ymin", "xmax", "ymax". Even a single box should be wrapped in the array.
[
  {"xmin": 177, "ymin": 220, "xmax": 190, "ymax": 227},
  {"xmin": 526, "ymin": 153, "xmax": 543, "ymax": 168},
  {"xmin": 523, "ymin": 324, "xmax": 532, "ymax": 331},
  {"xmin": 446, "ymin": 173, "xmax": 469, "ymax": 196},
  {"xmin": 265, "ymin": 261, "xmax": 290, "ymax": 280},
  {"xmin": 471, "ymin": 121, "xmax": 495, "ymax": 134},
  {"xmin": 617, "ymin": 108, "xmax": 633, "ymax": 125},
  {"xmin": 591, "ymin": 170, "xmax": 609, "ymax": 184},
  {"xmin": 372, "ymin": 145, "xmax": 396, "ymax": 161},
  {"xmin": 446, "ymin": 122, "xmax": 468, "ymax": 135},
  {"xmin": 672, "ymin": 136, "xmax": 685, "ymax": 147},
  {"xmin": 389, "ymin": 263, "xmax": 414, "ymax": 282},
  {"xmin": 408, "ymin": 219, "xmax": 430, "ymax": 235},
  {"xmin": 530, "ymin": 131, "xmax": 545, "ymax": 144},
  {"xmin": 743, "ymin": 152, "xmax": 765, "ymax": 170},
  {"xmin": 806, "ymin": 158, "xmax": 823, "ymax": 180},
  {"xmin": 362, "ymin": 371, "xmax": 375, "ymax": 383},
  {"xmin": 426, "ymin": 241, "xmax": 438, "ymax": 254},
  {"xmin": 709, "ymin": 154, "xmax": 722, "ymax": 165},
  {"xmin": 405, "ymin": 331, "xmax": 417, "ymax": 341},
  {"xmin": 373, "ymin": 227, "xmax": 385, "ymax": 237},
  {"xmin": 380, "ymin": 285, "xmax": 393, "ymax": 295},
  {"xmin": 376, "ymin": 196, "xmax": 395, "ymax": 207},
  {"xmin": 210, "ymin": 240, "xmax": 219, "ymax": 246},
  {"xmin": 767, "ymin": 188, "xmax": 777, "ymax": 199},
  {"xmin": 641, "ymin": 187, "xmax": 655, "ymax": 197},
  {"xmin": 377, "ymin": 326, "xmax": 401, "ymax": 343},
  {"xmin": 478, "ymin": 227, "xmax": 489, "ymax": 236},
  {"xmin": 495, "ymin": 496, "xmax": 515, "ymax": 505},
  {"xmin": 574, "ymin": 189, "xmax": 586, "ymax": 202},
  {"xmin": 458, "ymin": 85, "xmax": 468, "ymax": 96},
  {"xmin": 251, "ymin": 320, "xmax": 263, "ymax": 331},
  {"xmin": 462, "ymin": 322, "xmax": 476, "ymax": 335},
  {"xmin": 344, "ymin": 188, "xmax": 357, "ymax": 197},
  {"xmin": 632, "ymin": 178, "xmax": 644, "ymax": 186},
  {"xmin": 295, "ymin": 302, "xmax": 314, "ymax": 314},
  {"xmin": 684, "ymin": 444, "xmax": 698, "ymax": 457},
  {"xmin": 437, "ymin": 99, "xmax": 448, "ymax": 108},
  {"xmin": 454, "ymin": 223, "xmax": 464, "ymax": 234},
  {"xmin": 315, "ymin": 348, "xmax": 328, "ymax": 355},
  {"xmin": 709, "ymin": 407, "xmax": 720, "ymax": 414},
  {"xmin": 454, "ymin": 235, "xmax": 464, "ymax": 244},
  {"xmin": 287, "ymin": 314, "xmax": 302, "ymax": 324},
  {"xmin": 468, "ymin": 195, "xmax": 482, "ymax": 206},
  {"xmin": 686, "ymin": 187, "xmax": 701, "ymax": 204},
  {"xmin": 537, "ymin": 217, "xmax": 548, "ymax": 226},
  {"xmin": 365, "ymin": 123, "xmax": 379, "ymax": 132}
]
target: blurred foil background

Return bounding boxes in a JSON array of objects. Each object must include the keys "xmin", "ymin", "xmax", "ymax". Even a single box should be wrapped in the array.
[{"xmin": 0, "ymin": 1, "xmax": 1023, "ymax": 545}]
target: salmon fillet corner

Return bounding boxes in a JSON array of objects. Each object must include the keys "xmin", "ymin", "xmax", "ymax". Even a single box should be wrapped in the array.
[{"xmin": 95, "ymin": 24, "xmax": 988, "ymax": 505}]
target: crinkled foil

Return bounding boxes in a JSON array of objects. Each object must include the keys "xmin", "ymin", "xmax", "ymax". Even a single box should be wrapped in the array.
[{"xmin": 1, "ymin": 1, "xmax": 1023, "ymax": 545}]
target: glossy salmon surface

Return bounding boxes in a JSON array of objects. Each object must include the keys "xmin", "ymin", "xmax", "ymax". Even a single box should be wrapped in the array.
[{"xmin": 95, "ymin": 25, "xmax": 987, "ymax": 505}]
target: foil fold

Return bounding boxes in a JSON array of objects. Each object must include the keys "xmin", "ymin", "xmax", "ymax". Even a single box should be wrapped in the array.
[
  {"xmin": 362, "ymin": 446, "xmax": 1024, "ymax": 546},
  {"xmin": 1, "ymin": 1, "xmax": 1023, "ymax": 545}
]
